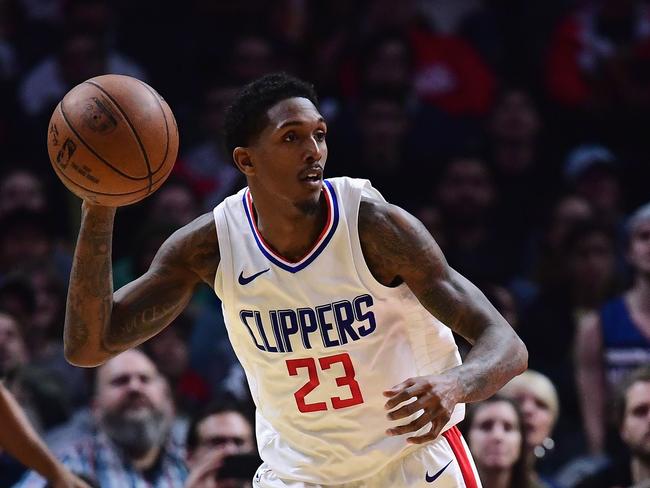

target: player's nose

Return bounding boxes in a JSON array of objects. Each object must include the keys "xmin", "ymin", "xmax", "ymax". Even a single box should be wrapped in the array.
[{"xmin": 303, "ymin": 136, "xmax": 323, "ymax": 163}]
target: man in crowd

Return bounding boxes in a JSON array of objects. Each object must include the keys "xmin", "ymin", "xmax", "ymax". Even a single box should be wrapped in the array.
[
  {"xmin": 577, "ymin": 365, "xmax": 650, "ymax": 487},
  {"xmin": 18, "ymin": 349, "xmax": 187, "ymax": 487},
  {"xmin": 185, "ymin": 397, "xmax": 257, "ymax": 488}
]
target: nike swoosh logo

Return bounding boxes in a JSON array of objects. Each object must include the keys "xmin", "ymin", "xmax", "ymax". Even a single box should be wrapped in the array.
[
  {"xmin": 238, "ymin": 268, "xmax": 270, "ymax": 285},
  {"xmin": 425, "ymin": 460, "xmax": 453, "ymax": 483}
]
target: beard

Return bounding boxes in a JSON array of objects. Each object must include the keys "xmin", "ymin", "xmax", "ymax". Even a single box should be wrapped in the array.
[{"xmin": 100, "ymin": 403, "xmax": 170, "ymax": 459}]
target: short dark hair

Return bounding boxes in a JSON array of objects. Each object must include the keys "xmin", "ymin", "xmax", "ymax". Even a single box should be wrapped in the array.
[
  {"xmin": 186, "ymin": 395, "xmax": 254, "ymax": 453},
  {"xmin": 615, "ymin": 365, "xmax": 650, "ymax": 428},
  {"xmin": 222, "ymin": 72, "xmax": 319, "ymax": 156}
]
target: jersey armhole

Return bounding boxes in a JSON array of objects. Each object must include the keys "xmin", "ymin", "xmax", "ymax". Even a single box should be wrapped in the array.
[
  {"xmin": 212, "ymin": 203, "xmax": 231, "ymax": 303},
  {"xmin": 349, "ymin": 181, "xmax": 409, "ymax": 296}
]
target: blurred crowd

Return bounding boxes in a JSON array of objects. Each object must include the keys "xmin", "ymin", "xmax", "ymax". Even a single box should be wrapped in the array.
[{"xmin": 1, "ymin": 0, "xmax": 650, "ymax": 487}]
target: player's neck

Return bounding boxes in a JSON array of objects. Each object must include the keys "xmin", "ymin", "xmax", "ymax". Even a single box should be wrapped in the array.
[{"xmin": 249, "ymin": 186, "xmax": 327, "ymax": 262}]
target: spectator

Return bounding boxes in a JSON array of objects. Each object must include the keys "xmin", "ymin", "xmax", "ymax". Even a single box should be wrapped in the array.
[
  {"xmin": 0, "ymin": 167, "xmax": 47, "ymax": 217},
  {"xmin": 500, "ymin": 371, "xmax": 560, "ymax": 485},
  {"xmin": 185, "ymin": 397, "xmax": 257, "ymax": 488},
  {"xmin": 564, "ymin": 144, "xmax": 625, "ymax": 232},
  {"xmin": 144, "ymin": 314, "xmax": 210, "ymax": 417},
  {"xmin": 0, "ymin": 310, "xmax": 29, "ymax": 377},
  {"xmin": 576, "ymin": 202, "xmax": 650, "ymax": 455},
  {"xmin": 575, "ymin": 365, "xmax": 650, "ymax": 487},
  {"xmin": 520, "ymin": 220, "xmax": 620, "ymax": 469},
  {"xmin": 176, "ymin": 81, "xmax": 243, "ymax": 210},
  {"xmin": 462, "ymin": 395, "xmax": 532, "ymax": 488},
  {"xmin": 147, "ymin": 177, "xmax": 203, "ymax": 229},
  {"xmin": 433, "ymin": 155, "xmax": 518, "ymax": 284},
  {"xmin": 17, "ymin": 349, "xmax": 187, "ymax": 487}
]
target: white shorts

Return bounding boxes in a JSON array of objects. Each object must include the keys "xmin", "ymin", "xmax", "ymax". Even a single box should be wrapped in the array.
[{"xmin": 253, "ymin": 426, "xmax": 482, "ymax": 488}]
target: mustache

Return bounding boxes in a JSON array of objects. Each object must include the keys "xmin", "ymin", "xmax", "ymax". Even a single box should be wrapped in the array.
[{"xmin": 117, "ymin": 391, "xmax": 154, "ymax": 412}]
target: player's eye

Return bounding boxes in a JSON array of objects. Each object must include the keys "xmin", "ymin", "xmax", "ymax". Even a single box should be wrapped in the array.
[
  {"xmin": 283, "ymin": 132, "xmax": 296, "ymax": 142},
  {"xmin": 314, "ymin": 131, "xmax": 326, "ymax": 142}
]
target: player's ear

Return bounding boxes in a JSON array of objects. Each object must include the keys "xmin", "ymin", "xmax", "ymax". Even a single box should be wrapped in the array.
[
  {"xmin": 233, "ymin": 147, "xmax": 255, "ymax": 176},
  {"xmin": 232, "ymin": 146, "xmax": 255, "ymax": 176}
]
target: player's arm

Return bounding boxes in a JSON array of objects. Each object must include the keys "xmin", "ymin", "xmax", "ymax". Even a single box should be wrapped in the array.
[
  {"xmin": 64, "ymin": 202, "xmax": 219, "ymax": 367},
  {"xmin": 358, "ymin": 199, "xmax": 527, "ymax": 442}
]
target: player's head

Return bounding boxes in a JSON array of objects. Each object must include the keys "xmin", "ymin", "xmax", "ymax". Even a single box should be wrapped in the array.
[
  {"xmin": 223, "ymin": 73, "xmax": 326, "ymax": 206},
  {"xmin": 617, "ymin": 365, "xmax": 650, "ymax": 463}
]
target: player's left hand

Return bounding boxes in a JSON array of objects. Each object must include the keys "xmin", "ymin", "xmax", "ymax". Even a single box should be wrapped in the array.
[{"xmin": 383, "ymin": 372, "xmax": 460, "ymax": 444}]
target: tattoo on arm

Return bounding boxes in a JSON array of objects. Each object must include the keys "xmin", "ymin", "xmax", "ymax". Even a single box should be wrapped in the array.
[{"xmin": 358, "ymin": 199, "xmax": 527, "ymax": 402}]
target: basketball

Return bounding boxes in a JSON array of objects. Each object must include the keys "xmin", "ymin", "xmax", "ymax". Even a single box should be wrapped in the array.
[{"xmin": 46, "ymin": 74, "xmax": 179, "ymax": 206}]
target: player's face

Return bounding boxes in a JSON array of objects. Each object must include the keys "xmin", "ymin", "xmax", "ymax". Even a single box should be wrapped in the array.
[
  {"xmin": 247, "ymin": 97, "xmax": 328, "ymax": 206},
  {"xmin": 628, "ymin": 220, "xmax": 650, "ymax": 274},
  {"xmin": 468, "ymin": 401, "xmax": 522, "ymax": 470},
  {"xmin": 621, "ymin": 381, "xmax": 650, "ymax": 459}
]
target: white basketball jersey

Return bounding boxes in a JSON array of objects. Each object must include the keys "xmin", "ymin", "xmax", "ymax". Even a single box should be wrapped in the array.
[{"xmin": 213, "ymin": 177, "xmax": 464, "ymax": 484}]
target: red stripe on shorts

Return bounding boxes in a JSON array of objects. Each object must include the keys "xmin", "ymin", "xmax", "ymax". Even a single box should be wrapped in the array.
[{"xmin": 442, "ymin": 426, "xmax": 478, "ymax": 488}]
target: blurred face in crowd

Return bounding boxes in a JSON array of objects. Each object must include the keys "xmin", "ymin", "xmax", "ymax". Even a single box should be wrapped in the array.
[
  {"xmin": 0, "ymin": 222, "xmax": 52, "ymax": 273},
  {"xmin": 503, "ymin": 383, "xmax": 555, "ymax": 448},
  {"xmin": 628, "ymin": 219, "xmax": 650, "ymax": 275},
  {"xmin": 568, "ymin": 230, "xmax": 616, "ymax": 294},
  {"xmin": 187, "ymin": 411, "xmax": 255, "ymax": 488},
  {"xmin": 359, "ymin": 99, "xmax": 409, "ymax": 166},
  {"xmin": 437, "ymin": 158, "xmax": 495, "ymax": 224},
  {"xmin": 0, "ymin": 312, "xmax": 28, "ymax": 376},
  {"xmin": 0, "ymin": 170, "xmax": 45, "ymax": 216},
  {"xmin": 489, "ymin": 89, "xmax": 540, "ymax": 143},
  {"xmin": 574, "ymin": 167, "xmax": 621, "ymax": 214},
  {"xmin": 150, "ymin": 183, "xmax": 201, "ymax": 227},
  {"xmin": 29, "ymin": 269, "xmax": 65, "ymax": 338},
  {"xmin": 203, "ymin": 86, "xmax": 240, "ymax": 139},
  {"xmin": 547, "ymin": 196, "xmax": 593, "ymax": 249},
  {"xmin": 94, "ymin": 350, "xmax": 172, "ymax": 458},
  {"xmin": 620, "ymin": 380, "xmax": 650, "ymax": 462},
  {"xmin": 230, "ymin": 36, "xmax": 275, "ymax": 83},
  {"xmin": 189, "ymin": 411, "xmax": 254, "ymax": 463},
  {"xmin": 468, "ymin": 400, "xmax": 522, "ymax": 471},
  {"xmin": 59, "ymin": 33, "xmax": 106, "ymax": 86},
  {"xmin": 363, "ymin": 38, "xmax": 412, "ymax": 90},
  {"xmin": 147, "ymin": 326, "xmax": 188, "ymax": 380}
]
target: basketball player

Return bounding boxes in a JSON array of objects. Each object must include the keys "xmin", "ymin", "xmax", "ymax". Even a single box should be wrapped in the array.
[{"xmin": 63, "ymin": 73, "xmax": 528, "ymax": 487}]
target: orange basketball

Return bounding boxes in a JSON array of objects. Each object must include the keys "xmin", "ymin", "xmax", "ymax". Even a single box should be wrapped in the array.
[{"xmin": 46, "ymin": 74, "xmax": 179, "ymax": 206}]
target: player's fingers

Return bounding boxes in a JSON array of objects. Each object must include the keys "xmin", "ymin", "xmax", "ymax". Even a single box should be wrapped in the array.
[
  {"xmin": 386, "ymin": 411, "xmax": 431, "ymax": 436},
  {"xmin": 382, "ymin": 378, "xmax": 415, "ymax": 397},
  {"xmin": 387, "ymin": 397, "xmax": 425, "ymax": 420},
  {"xmin": 407, "ymin": 411, "xmax": 452, "ymax": 444},
  {"xmin": 383, "ymin": 385, "xmax": 420, "ymax": 410}
]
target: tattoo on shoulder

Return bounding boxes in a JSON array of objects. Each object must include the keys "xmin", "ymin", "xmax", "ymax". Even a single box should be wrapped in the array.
[
  {"xmin": 358, "ymin": 199, "xmax": 443, "ymax": 287},
  {"xmin": 169, "ymin": 212, "xmax": 220, "ymax": 285}
]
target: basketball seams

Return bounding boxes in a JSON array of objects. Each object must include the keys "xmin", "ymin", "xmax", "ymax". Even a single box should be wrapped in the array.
[
  {"xmin": 85, "ymin": 80, "xmax": 154, "ymax": 193},
  {"xmin": 58, "ymin": 102, "xmax": 148, "ymax": 182},
  {"xmin": 53, "ymin": 157, "xmax": 170, "ymax": 201},
  {"xmin": 133, "ymin": 78, "xmax": 171, "ymax": 174}
]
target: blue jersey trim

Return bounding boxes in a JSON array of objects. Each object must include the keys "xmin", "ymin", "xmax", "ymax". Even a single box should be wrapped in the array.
[{"xmin": 242, "ymin": 180, "xmax": 340, "ymax": 273}]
